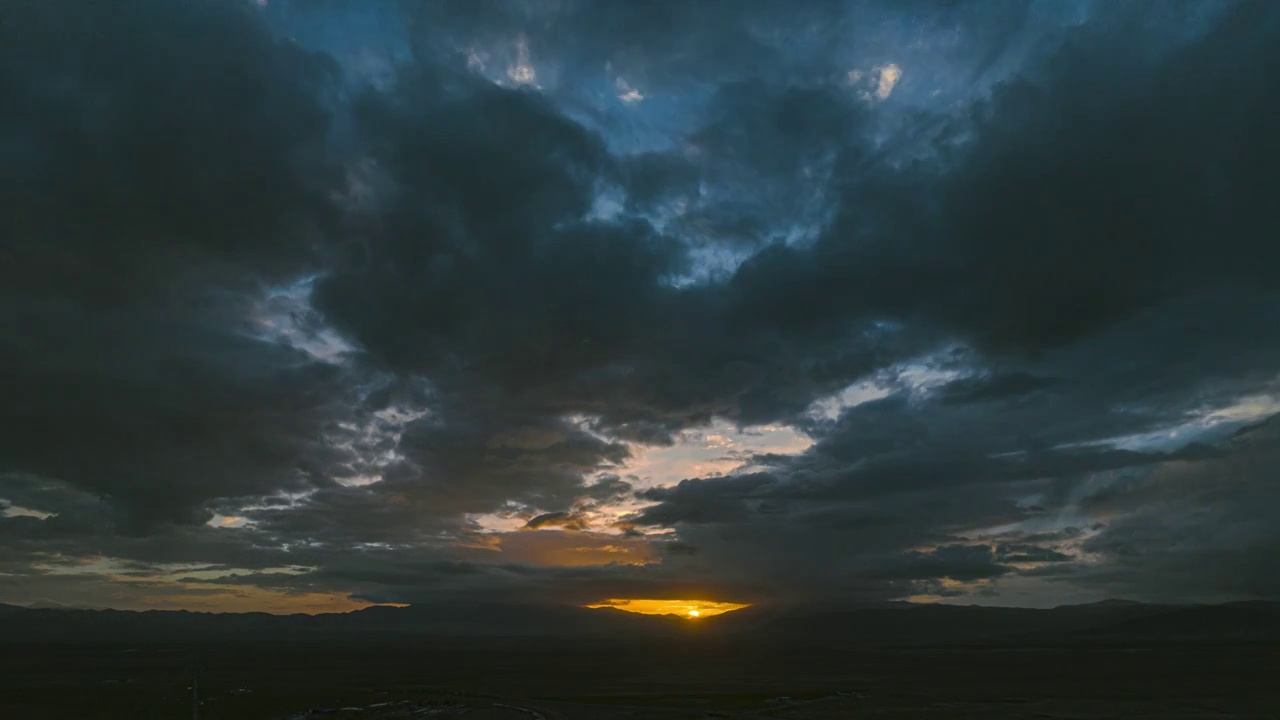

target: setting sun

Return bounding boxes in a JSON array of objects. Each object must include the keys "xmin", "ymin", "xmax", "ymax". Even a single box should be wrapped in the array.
[{"xmin": 585, "ymin": 598, "xmax": 750, "ymax": 619}]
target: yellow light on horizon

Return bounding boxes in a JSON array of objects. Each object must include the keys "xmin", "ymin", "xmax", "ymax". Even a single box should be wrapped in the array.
[{"xmin": 585, "ymin": 598, "xmax": 750, "ymax": 619}]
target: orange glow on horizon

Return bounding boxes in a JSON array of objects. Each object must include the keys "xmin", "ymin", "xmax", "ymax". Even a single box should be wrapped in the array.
[
  {"xmin": 131, "ymin": 589, "xmax": 409, "ymax": 615},
  {"xmin": 585, "ymin": 598, "xmax": 750, "ymax": 619}
]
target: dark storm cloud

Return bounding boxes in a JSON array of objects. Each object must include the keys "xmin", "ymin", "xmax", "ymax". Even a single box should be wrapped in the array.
[
  {"xmin": 628, "ymin": 324, "xmax": 1265, "ymax": 601},
  {"xmin": 3, "ymin": 0, "xmax": 1280, "ymax": 611},
  {"xmin": 891, "ymin": 544, "xmax": 1010, "ymax": 582},
  {"xmin": 0, "ymin": 0, "xmax": 340, "ymax": 303},
  {"xmin": 403, "ymin": 0, "xmax": 850, "ymax": 86},
  {"xmin": 730, "ymin": 0, "xmax": 1280, "ymax": 359},
  {"xmin": 1059, "ymin": 418, "xmax": 1280, "ymax": 601},
  {"xmin": 0, "ymin": 301, "xmax": 358, "ymax": 531},
  {"xmin": 0, "ymin": 0, "xmax": 357, "ymax": 534},
  {"xmin": 402, "ymin": 0, "xmax": 1056, "ymax": 122},
  {"xmin": 523, "ymin": 512, "xmax": 583, "ymax": 531},
  {"xmin": 997, "ymin": 544, "xmax": 1072, "ymax": 564},
  {"xmin": 925, "ymin": 2, "xmax": 1280, "ymax": 352},
  {"xmin": 311, "ymin": 45, "xmax": 909, "ymax": 438},
  {"xmin": 938, "ymin": 372, "xmax": 1061, "ymax": 406},
  {"xmin": 388, "ymin": 411, "xmax": 632, "ymax": 514},
  {"xmin": 581, "ymin": 475, "xmax": 633, "ymax": 503}
]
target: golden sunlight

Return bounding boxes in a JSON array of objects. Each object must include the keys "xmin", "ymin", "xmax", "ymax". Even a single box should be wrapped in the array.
[{"xmin": 585, "ymin": 598, "xmax": 750, "ymax": 619}]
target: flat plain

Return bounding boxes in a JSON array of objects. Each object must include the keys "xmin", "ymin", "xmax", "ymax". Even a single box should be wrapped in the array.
[{"xmin": 5, "ymin": 640, "xmax": 1277, "ymax": 719}]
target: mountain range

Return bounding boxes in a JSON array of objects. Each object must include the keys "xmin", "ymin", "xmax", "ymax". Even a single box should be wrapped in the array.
[{"xmin": 3, "ymin": 599, "xmax": 1277, "ymax": 647}]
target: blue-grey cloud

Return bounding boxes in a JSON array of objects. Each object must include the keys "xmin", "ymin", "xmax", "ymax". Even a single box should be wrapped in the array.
[{"xmin": 2, "ymin": 0, "xmax": 1278, "ymax": 610}]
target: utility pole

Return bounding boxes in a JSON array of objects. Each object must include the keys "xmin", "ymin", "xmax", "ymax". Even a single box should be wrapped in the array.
[{"xmin": 191, "ymin": 661, "xmax": 200, "ymax": 720}]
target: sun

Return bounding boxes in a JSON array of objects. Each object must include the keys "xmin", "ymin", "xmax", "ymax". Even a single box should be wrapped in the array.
[{"xmin": 585, "ymin": 598, "xmax": 751, "ymax": 619}]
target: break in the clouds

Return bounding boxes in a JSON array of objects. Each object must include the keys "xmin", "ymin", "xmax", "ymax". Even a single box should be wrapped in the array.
[{"xmin": 2, "ymin": 0, "xmax": 1279, "ymax": 612}]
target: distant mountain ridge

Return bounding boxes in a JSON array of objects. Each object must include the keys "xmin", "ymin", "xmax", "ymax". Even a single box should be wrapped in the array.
[{"xmin": 1, "ymin": 600, "xmax": 1277, "ymax": 647}]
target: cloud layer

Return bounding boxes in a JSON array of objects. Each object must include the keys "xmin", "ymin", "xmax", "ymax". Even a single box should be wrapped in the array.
[{"xmin": 2, "ymin": 0, "xmax": 1279, "ymax": 612}]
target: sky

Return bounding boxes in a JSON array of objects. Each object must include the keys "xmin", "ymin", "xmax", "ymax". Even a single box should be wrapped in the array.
[{"xmin": 2, "ymin": 0, "xmax": 1279, "ymax": 614}]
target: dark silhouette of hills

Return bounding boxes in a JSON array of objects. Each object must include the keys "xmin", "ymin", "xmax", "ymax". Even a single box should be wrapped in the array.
[
  {"xmin": 703, "ymin": 599, "xmax": 1280, "ymax": 646},
  {"xmin": 1070, "ymin": 600, "xmax": 1280, "ymax": 643},
  {"xmin": 1, "ymin": 599, "xmax": 1277, "ymax": 647},
  {"xmin": 0, "ymin": 601, "xmax": 689, "ymax": 645}
]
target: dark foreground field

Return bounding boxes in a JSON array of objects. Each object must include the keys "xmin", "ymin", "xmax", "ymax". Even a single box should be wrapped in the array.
[
  {"xmin": 5, "ymin": 640, "xmax": 1278, "ymax": 719},
  {"xmin": 4, "ymin": 602, "xmax": 1280, "ymax": 718}
]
